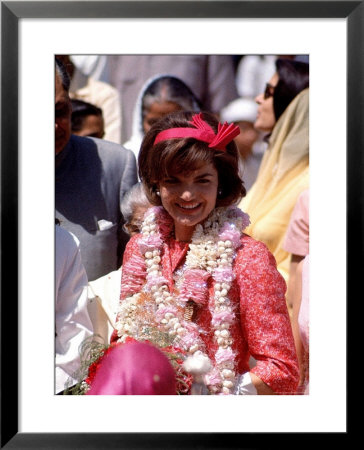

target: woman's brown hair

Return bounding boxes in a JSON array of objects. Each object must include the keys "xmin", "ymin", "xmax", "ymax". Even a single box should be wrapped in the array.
[{"xmin": 138, "ymin": 110, "xmax": 246, "ymax": 206}]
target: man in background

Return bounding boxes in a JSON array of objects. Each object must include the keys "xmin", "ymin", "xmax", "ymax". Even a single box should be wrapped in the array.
[{"xmin": 55, "ymin": 57, "xmax": 137, "ymax": 281}]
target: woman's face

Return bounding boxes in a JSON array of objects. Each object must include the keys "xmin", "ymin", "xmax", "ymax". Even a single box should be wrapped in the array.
[
  {"xmin": 143, "ymin": 101, "xmax": 182, "ymax": 134},
  {"xmin": 254, "ymin": 72, "xmax": 279, "ymax": 133},
  {"xmin": 158, "ymin": 162, "xmax": 219, "ymax": 242}
]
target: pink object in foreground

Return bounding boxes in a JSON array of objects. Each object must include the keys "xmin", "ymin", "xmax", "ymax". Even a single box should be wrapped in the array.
[{"xmin": 86, "ymin": 341, "xmax": 176, "ymax": 395}]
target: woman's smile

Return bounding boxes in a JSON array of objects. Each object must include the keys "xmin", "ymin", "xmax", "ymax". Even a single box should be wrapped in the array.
[
  {"xmin": 158, "ymin": 163, "xmax": 219, "ymax": 242},
  {"xmin": 175, "ymin": 202, "xmax": 202, "ymax": 211}
]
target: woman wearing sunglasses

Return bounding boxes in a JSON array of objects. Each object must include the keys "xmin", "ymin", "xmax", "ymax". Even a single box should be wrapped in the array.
[{"xmin": 239, "ymin": 58, "xmax": 309, "ymax": 316}]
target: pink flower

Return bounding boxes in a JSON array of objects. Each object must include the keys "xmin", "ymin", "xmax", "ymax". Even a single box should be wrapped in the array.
[
  {"xmin": 145, "ymin": 275, "xmax": 169, "ymax": 290},
  {"xmin": 138, "ymin": 235, "xmax": 163, "ymax": 254},
  {"xmin": 120, "ymin": 255, "xmax": 146, "ymax": 297},
  {"xmin": 227, "ymin": 206, "xmax": 251, "ymax": 229},
  {"xmin": 219, "ymin": 225, "xmax": 241, "ymax": 248},
  {"xmin": 183, "ymin": 321, "xmax": 200, "ymax": 333},
  {"xmin": 179, "ymin": 269, "xmax": 210, "ymax": 306},
  {"xmin": 215, "ymin": 347, "xmax": 236, "ymax": 364},
  {"xmin": 155, "ymin": 306, "xmax": 178, "ymax": 322},
  {"xmin": 143, "ymin": 206, "xmax": 162, "ymax": 219},
  {"xmin": 211, "ymin": 310, "xmax": 235, "ymax": 326},
  {"xmin": 156, "ymin": 208, "xmax": 175, "ymax": 237},
  {"xmin": 179, "ymin": 331, "xmax": 200, "ymax": 348},
  {"xmin": 212, "ymin": 267, "xmax": 235, "ymax": 283},
  {"xmin": 204, "ymin": 367, "xmax": 222, "ymax": 385}
]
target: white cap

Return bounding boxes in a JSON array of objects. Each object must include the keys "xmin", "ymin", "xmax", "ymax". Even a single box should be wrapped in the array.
[{"xmin": 220, "ymin": 98, "xmax": 258, "ymax": 124}]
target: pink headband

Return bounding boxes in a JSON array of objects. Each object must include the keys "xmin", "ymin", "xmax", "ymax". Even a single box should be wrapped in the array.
[{"xmin": 153, "ymin": 113, "xmax": 240, "ymax": 151}]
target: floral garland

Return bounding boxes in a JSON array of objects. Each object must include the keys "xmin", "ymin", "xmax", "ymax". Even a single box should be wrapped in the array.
[{"xmin": 115, "ymin": 205, "xmax": 250, "ymax": 395}]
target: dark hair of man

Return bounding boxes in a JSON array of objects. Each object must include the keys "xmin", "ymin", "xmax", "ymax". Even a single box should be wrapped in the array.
[
  {"xmin": 273, "ymin": 59, "xmax": 309, "ymax": 122},
  {"xmin": 142, "ymin": 76, "xmax": 202, "ymax": 121},
  {"xmin": 138, "ymin": 110, "xmax": 246, "ymax": 207},
  {"xmin": 71, "ymin": 99, "xmax": 103, "ymax": 132},
  {"xmin": 55, "ymin": 57, "xmax": 71, "ymax": 92}
]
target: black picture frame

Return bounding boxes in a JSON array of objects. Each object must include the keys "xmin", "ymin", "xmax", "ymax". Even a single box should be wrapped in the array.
[{"xmin": 1, "ymin": 1, "xmax": 360, "ymax": 448}]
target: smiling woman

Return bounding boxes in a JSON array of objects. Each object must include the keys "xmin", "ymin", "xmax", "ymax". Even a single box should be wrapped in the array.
[
  {"xmin": 158, "ymin": 163, "xmax": 219, "ymax": 242},
  {"xmin": 139, "ymin": 111, "xmax": 244, "ymax": 207},
  {"xmin": 89, "ymin": 110, "xmax": 302, "ymax": 397}
]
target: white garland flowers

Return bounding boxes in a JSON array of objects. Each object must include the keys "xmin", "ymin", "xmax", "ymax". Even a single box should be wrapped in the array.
[{"xmin": 115, "ymin": 205, "xmax": 250, "ymax": 395}]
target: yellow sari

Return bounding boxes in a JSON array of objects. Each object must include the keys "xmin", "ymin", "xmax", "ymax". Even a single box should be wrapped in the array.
[{"xmin": 239, "ymin": 88, "xmax": 309, "ymax": 283}]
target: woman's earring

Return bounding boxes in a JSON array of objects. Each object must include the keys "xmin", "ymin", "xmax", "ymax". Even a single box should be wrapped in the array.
[
  {"xmin": 218, "ymin": 189, "xmax": 223, "ymax": 197},
  {"xmin": 156, "ymin": 190, "xmax": 160, "ymax": 197}
]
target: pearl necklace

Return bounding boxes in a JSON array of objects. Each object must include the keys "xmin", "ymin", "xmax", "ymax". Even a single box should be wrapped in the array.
[{"xmin": 115, "ymin": 206, "xmax": 250, "ymax": 394}]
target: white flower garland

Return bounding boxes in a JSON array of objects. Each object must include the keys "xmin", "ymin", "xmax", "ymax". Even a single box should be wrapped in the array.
[{"xmin": 115, "ymin": 206, "xmax": 250, "ymax": 395}]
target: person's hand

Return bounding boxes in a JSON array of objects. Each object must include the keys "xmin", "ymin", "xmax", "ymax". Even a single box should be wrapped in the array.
[{"xmin": 233, "ymin": 372, "xmax": 258, "ymax": 395}]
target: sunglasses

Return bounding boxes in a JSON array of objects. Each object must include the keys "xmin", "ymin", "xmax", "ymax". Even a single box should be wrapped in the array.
[{"xmin": 264, "ymin": 83, "xmax": 275, "ymax": 99}]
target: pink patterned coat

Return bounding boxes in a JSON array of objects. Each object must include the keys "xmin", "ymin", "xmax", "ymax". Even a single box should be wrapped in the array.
[{"xmin": 113, "ymin": 232, "xmax": 299, "ymax": 394}]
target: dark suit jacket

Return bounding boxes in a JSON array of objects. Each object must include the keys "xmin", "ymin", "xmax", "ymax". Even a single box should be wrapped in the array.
[{"xmin": 56, "ymin": 135, "xmax": 138, "ymax": 281}]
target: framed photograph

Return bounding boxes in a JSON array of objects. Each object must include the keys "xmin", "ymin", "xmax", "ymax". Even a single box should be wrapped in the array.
[{"xmin": 1, "ymin": 1, "xmax": 360, "ymax": 447}]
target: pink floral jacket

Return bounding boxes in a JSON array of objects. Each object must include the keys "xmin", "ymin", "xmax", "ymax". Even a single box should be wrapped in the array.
[{"xmin": 113, "ymin": 232, "xmax": 299, "ymax": 394}]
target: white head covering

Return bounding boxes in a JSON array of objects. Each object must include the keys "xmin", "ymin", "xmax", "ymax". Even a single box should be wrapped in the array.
[
  {"xmin": 70, "ymin": 55, "xmax": 109, "ymax": 81},
  {"xmin": 220, "ymin": 98, "xmax": 257, "ymax": 124},
  {"xmin": 123, "ymin": 74, "xmax": 170, "ymax": 160},
  {"xmin": 123, "ymin": 74, "xmax": 201, "ymax": 163}
]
